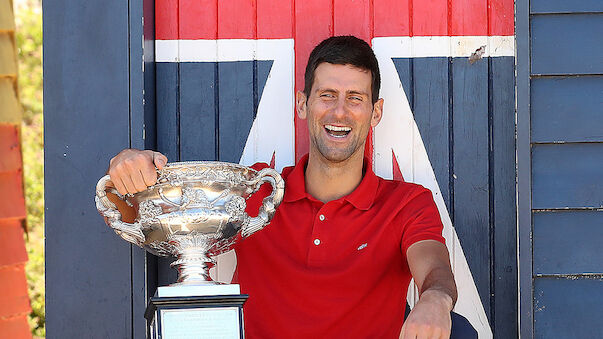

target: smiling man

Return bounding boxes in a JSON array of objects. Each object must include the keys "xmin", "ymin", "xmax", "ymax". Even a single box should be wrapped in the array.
[{"xmin": 108, "ymin": 36, "xmax": 463, "ymax": 338}]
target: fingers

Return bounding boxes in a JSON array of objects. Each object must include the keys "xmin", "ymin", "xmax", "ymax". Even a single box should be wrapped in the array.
[
  {"xmin": 108, "ymin": 149, "xmax": 164, "ymax": 195},
  {"xmin": 153, "ymin": 152, "xmax": 168, "ymax": 169}
]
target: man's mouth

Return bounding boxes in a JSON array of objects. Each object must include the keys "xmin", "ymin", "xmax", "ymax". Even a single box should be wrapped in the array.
[{"xmin": 324, "ymin": 124, "xmax": 351, "ymax": 138}]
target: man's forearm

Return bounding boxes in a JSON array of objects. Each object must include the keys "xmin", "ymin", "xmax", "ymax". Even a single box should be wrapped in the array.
[{"xmin": 419, "ymin": 266, "xmax": 457, "ymax": 311}]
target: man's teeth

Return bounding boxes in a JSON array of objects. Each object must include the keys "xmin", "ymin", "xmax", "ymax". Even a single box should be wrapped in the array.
[{"xmin": 325, "ymin": 125, "xmax": 351, "ymax": 132}]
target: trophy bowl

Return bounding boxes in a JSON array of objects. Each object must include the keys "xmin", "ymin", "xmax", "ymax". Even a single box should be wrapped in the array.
[{"xmin": 95, "ymin": 161, "xmax": 284, "ymax": 285}]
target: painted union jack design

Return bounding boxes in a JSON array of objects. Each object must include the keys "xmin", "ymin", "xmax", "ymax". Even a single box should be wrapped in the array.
[{"xmin": 154, "ymin": 1, "xmax": 515, "ymax": 337}]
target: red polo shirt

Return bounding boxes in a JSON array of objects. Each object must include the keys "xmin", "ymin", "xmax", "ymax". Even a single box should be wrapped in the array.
[{"xmin": 234, "ymin": 155, "xmax": 445, "ymax": 338}]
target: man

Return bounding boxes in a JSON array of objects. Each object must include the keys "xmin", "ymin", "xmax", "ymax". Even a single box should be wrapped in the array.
[{"xmin": 108, "ymin": 36, "xmax": 458, "ymax": 338}]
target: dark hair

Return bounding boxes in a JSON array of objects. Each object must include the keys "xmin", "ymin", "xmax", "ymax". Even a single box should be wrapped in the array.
[{"xmin": 304, "ymin": 36, "xmax": 381, "ymax": 104}]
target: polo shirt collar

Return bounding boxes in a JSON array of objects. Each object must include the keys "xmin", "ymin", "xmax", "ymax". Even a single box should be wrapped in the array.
[{"xmin": 283, "ymin": 154, "xmax": 379, "ymax": 210}]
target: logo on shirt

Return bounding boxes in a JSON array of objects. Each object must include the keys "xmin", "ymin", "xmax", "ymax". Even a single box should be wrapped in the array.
[{"xmin": 357, "ymin": 243, "xmax": 368, "ymax": 251}]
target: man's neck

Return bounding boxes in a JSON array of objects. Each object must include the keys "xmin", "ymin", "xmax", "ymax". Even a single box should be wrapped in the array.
[{"xmin": 304, "ymin": 149, "xmax": 365, "ymax": 203}]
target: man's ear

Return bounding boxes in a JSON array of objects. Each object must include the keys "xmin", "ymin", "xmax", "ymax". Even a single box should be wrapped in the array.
[
  {"xmin": 296, "ymin": 91, "xmax": 308, "ymax": 120},
  {"xmin": 371, "ymin": 98, "xmax": 384, "ymax": 127}
]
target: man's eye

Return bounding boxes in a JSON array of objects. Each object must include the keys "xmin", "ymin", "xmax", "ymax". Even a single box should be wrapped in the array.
[
  {"xmin": 321, "ymin": 93, "xmax": 335, "ymax": 98},
  {"xmin": 349, "ymin": 96, "xmax": 363, "ymax": 101}
]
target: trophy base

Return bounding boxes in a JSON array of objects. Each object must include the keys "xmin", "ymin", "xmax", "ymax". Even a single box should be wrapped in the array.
[{"xmin": 145, "ymin": 284, "xmax": 248, "ymax": 339}]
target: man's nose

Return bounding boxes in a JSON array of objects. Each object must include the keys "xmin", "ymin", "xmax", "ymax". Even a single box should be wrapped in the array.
[{"xmin": 332, "ymin": 97, "xmax": 348, "ymax": 117}]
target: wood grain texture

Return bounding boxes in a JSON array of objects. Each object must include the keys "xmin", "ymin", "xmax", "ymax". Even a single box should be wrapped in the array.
[
  {"xmin": 531, "ymin": 0, "xmax": 603, "ymax": 14},
  {"xmin": 531, "ymin": 76, "xmax": 603, "ymax": 143},
  {"xmin": 180, "ymin": 62, "xmax": 217, "ymax": 161},
  {"xmin": 44, "ymin": 0, "xmax": 134, "ymax": 336},
  {"xmin": 452, "ymin": 56, "xmax": 491, "ymax": 317},
  {"xmin": 412, "ymin": 57, "xmax": 451, "ymax": 211},
  {"xmin": 373, "ymin": 0, "xmax": 410, "ymax": 37},
  {"xmin": 532, "ymin": 143, "xmax": 603, "ymax": 209},
  {"xmin": 534, "ymin": 210, "xmax": 603, "ymax": 275},
  {"xmin": 534, "ymin": 277, "xmax": 603, "ymax": 339},
  {"xmin": 531, "ymin": 14, "xmax": 603, "ymax": 75},
  {"xmin": 491, "ymin": 56, "xmax": 517, "ymax": 338}
]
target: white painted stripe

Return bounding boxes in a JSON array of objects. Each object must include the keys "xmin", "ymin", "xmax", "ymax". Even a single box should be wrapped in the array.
[
  {"xmin": 156, "ymin": 39, "xmax": 295, "ymax": 62},
  {"xmin": 372, "ymin": 35, "xmax": 514, "ymax": 58},
  {"xmin": 157, "ymin": 36, "xmax": 514, "ymax": 62},
  {"xmin": 155, "ymin": 40, "xmax": 179, "ymax": 62}
]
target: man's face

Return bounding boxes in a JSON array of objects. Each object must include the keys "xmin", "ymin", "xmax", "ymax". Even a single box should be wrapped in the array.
[{"xmin": 297, "ymin": 63, "xmax": 383, "ymax": 163}]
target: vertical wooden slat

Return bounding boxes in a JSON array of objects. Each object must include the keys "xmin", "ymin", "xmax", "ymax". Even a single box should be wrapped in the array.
[
  {"xmin": 488, "ymin": 0, "xmax": 514, "ymax": 35},
  {"xmin": 155, "ymin": 0, "xmax": 178, "ymax": 39},
  {"xmin": 450, "ymin": 0, "xmax": 488, "ymax": 35},
  {"xmin": 257, "ymin": 0, "xmax": 293, "ymax": 38},
  {"xmin": 179, "ymin": 0, "xmax": 217, "ymax": 39},
  {"xmin": 155, "ymin": 63, "xmax": 180, "ymax": 162},
  {"xmin": 44, "ymin": 0, "xmax": 134, "ymax": 336},
  {"xmin": 180, "ymin": 63, "xmax": 217, "ymax": 161},
  {"xmin": 491, "ymin": 56, "xmax": 517, "ymax": 338},
  {"xmin": 217, "ymin": 0, "xmax": 257, "ymax": 39},
  {"xmin": 333, "ymin": 0, "xmax": 372, "ymax": 42},
  {"xmin": 413, "ymin": 58, "xmax": 451, "ymax": 210},
  {"xmin": 413, "ymin": 0, "xmax": 448, "ymax": 36},
  {"xmin": 373, "ymin": 0, "xmax": 410, "ymax": 37},
  {"xmin": 218, "ymin": 62, "xmax": 256, "ymax": 163},
  {"xmin": 452, "ymin": 56, "xmax": 490, "ymax": 318},
  {"xmin": 294, "ymin": 0, "xmax": 333, "ymax": 162}
]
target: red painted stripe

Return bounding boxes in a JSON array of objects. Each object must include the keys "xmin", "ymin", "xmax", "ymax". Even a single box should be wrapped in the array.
[
  {"xmin": 0, "ymin": 220, "xmax": 28, "ymax": 267},
  {"xmin": 0, "ymin": 316, "xmax": 32, "ymax": 339},
  {"xmin": 179, "ymin": 0, "xmax": 217, "ymax": 39},
  {"xmin": 0, "ymin": 124, "xmax": 22, "ymax": 173},
  {"xmin": 373, "ymin": 0, "xmax": 410, "ymax": 37},
  {"xmin": 257, "ymin": 0, "xmax": 293, "ymax": 39},
  {"xmin": 333, "ymin": 0, "xmax": 372, "ymax": 43},
  {"xmin": 218, "ymin": 0, "xmax": 257, "ymax": 39},
  {"xmin": 155, "ymin": 0, "xmax": 178, "ymax": 40},
  {"xmin": 294, "ymin": 0, "xmax": 333, "ymax": 163},
  {"xmin": 414, "ymin": 0, "xmax": 448, "ymax": 36},
  {"xmin": 161, "ymin": 0, "xmax": 513, "ymax": 39},
  {"xmin": 489, "ymin": 0, "xmax": 514, "ymax": 35},
  {"xmin": 392, "ymin": 150, "xmax": 405, "ymax": 182},
  {"xmin": 0, "ymin": 265, "xmax": 31, "ymax": 318},
  {"xmin": 0, "ymin": 171, "xmax": 26, "ymax": 219},
  {"xmin": 451, "ymin": 0, "xmax": 488, "ymax": 35}
]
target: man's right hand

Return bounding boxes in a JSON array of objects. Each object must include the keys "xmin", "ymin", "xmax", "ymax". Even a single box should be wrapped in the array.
[{"xmin": 108, "ymin": 149, "xmax": 168, "ymax": 195}]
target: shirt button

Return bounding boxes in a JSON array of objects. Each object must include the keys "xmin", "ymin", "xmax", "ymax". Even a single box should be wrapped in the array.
[
  {"xmin": 313, "ymin": 238, "xmax": 321, "ymax": 246},
  {"xmin": 319, "ymin": 214, "xmax": 325, "ymax": 221}
]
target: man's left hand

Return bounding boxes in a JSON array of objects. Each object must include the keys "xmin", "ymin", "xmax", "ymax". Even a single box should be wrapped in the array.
[{"xmin": 399, "ymin": 290, "xmax": 452, "ymax": 339}]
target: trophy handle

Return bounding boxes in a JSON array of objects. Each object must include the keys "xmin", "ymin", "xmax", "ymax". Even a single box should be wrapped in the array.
[
  {"xmin": 242, "ymin": 168, "xmax": 285, "ymax": 237},
  {"xmin": 95, "ymin": 175, "xmax": 146, "ymax": 247}
]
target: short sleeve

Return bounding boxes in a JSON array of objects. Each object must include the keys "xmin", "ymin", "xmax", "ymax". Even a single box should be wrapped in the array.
[{"xmin": 399, "ymin": 187, "xmax": 446, "ymax": 254}]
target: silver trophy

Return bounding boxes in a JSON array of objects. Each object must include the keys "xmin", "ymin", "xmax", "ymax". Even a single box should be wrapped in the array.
[{"xmin": 95, "ymin": 161, "xmax": 284, "ymax": 338}]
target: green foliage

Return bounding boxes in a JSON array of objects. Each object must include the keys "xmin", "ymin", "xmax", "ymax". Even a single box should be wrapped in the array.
[{"xmin": 15, "ymin": 0, "xmax": 45, "ymax": 337}]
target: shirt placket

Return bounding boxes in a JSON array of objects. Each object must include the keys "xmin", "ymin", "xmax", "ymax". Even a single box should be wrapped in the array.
[{"xmin": 307, "ymin": 201, "xmax": 332, "ymax": 266}]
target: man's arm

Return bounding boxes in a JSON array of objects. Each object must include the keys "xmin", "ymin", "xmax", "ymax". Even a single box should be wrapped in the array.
[{"xmin": 399, "ymin": 239, "xmax": 457, "ymax": 339}]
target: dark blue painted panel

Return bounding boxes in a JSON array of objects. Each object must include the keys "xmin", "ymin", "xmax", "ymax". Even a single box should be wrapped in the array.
[
  {"xmin": 392, "ymin": 58, "xmax": 413, "ymax": 106},
  {"xmin": 534, "ymin": 277, "xmax": 603, "ymax": 339},
  {"xmin": 491, "ymin": 56, "xmax": 518, "ymax": 338},
  {"xmin": 452, "ymin": 57, "xmax": 491, "ymax": 316},
  {"xmin": 393, "ymin": 57, "xmax": 451, "ymax": 211},
  {"xmin": 180, "ymin": 63, "xmax": 217, "ymax": 161},
  {"xmin": 413, "ymin": 58, "xmax": 451, "ymax": 211},
  {"xmin": 531, "ymin": 14, "xmax": 603, "ymax": 75},
  {"xmin": 534, "ymin": 210, "xmax": 603, "ymax": 274},
  {"xmin": 532, "ymin": 143, "xmax": 603, "ymax": 209},
  {"xmin": 218, "ymin": 61, "xmax": 272, "ymax": 163},
  {"xmin": 156, "ymin": 62, "xmax": 180, "ymax": 162},
  {"xmin": 531, "ymin": 0, "xmax": 603, "ymax": 13},
  {"xmin": 43, "ymin": 0, "xmax": 133, "ymax": 337},
  {"xmin": 532, "ymin": 76, "xmax": 603, "ymax": 143}
]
